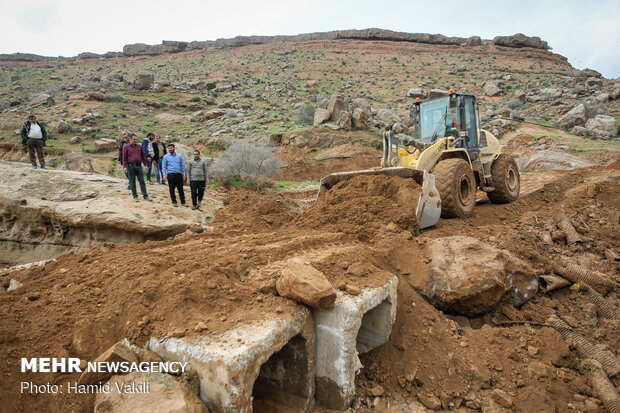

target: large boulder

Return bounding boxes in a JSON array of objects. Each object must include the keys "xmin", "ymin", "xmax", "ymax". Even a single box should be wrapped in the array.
[
  {"xmin": 483, "ymin": 82, "xmax": 501, "ymax": 97},
  {"xmin": 493, "ymin": 33, "xmax": 548, "ymax": 50},
  {"xmin": 327, "ymin": 95, "xmax": 348, "ymax": 122},
  {"xmin": 428, "ymin": 89, "xmax": 449, "ymax": 99},
  {"xmin": 57, "ymin": 120, "xmax": 68, "ymax": 134},
  {"xmin": 193, "ymin": 109, "xmax": 226, "ymax": 122},
  {"xmin": 538, "ymin": 88, "xmax": 562, "ymax": 99},
  {"xmin": 519, "ymin": 150, "xmax": 593, "ymax": 172},
  {"xmin": 375, "ymin": 108, "xmax": 401, "ymax": 125},
  {"xmin": 94, "ymin": 138, "xmax": 118, "ymax": 150},
  {"xmin": 338, "ymin": 111, "xmax": 352, "ymax": 130},
  {"xmin": 61, "ymin": 152, "xmax": 94, "ymax": 173},
  {"xmin": 313, "ymin": 108, "xmax": 331, "ymax": 126},
  {"xmin": 29, "ymin": 93, "xmax": 55, "ymax": 107},
  {"xmin": 352, "ymin": 108, "xmax": 369, "ymax": 130},
  {"xmin": 134, "ymin": 72, "xmax": 154, "ymax": 90},
  {"xmin": 407, "ymin": 88, "xmax": 427, "ymax": 99},
  {"xmin": 94, "ymin": 372, "xmax": 208, "ymax": 413},
  {"xmin": 557, "ymin": 104, "xmax": 588, "ymax": 129},
  {"xmin": 465, "ymin": 35, "xmax": 482, "ymax": 46},
  {"xmin": 276, "ymin": 258, "xmax": 337, "ymax": 310},
  {"xmin": 350, "ymin": 97, "xmax": 371, "ymax": 115},
  {"xmin": 418, "ymin": 236, "xmax": 537, "ymax": 316},
  {"xmin": 584, "ymin": 115, "xmax": 618, "ymax": 137}
]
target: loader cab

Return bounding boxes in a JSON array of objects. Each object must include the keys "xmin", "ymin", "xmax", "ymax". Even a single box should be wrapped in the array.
[{"xmin": 410, "ymin": 91, "xmax": 481, "ymax": 159}]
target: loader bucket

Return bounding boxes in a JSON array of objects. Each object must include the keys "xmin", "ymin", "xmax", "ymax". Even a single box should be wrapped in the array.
[{"xmin": 317, "ymin": 167, "xmax": 441, "ymax": 229}]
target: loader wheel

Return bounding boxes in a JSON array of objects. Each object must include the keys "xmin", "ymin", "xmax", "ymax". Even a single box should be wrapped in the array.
[
  {"xmin": 433, "ymin": 158, "xmax": 476, "ymax": 218},
  {"xmin": 487, "ymin": 154, "xmax": 520, "ymax": 203}
]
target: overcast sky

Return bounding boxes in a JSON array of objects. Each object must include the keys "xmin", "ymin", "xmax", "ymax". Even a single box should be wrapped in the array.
[{"xmin": 1, "ymin": 0, "xmax": 618, "ymax": 78}]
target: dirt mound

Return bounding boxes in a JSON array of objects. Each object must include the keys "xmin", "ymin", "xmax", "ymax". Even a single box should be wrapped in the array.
[{"xmin": 296, "ymin": 174, "xmax": 421, "ymax": 239}]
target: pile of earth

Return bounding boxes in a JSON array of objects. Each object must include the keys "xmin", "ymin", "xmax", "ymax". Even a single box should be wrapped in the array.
[{"xmin": 296, "ymin": 174, "xmax": 421, "ymax": 240}]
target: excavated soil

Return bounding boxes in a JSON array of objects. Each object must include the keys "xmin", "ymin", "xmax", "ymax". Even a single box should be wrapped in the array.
[{"xmin": 1, "ymin": 158, "xmax": 619, "ymax": 413}]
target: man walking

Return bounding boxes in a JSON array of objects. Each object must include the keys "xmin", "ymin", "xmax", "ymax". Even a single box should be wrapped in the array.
[
  {"xmin": 152, "ymin": 135, "xmax": 166, "ymax": 184},
  {"xmin": 122, "ymin": 133, "xmax": 151, "ymax": 202},
  {"xmin": 20, "ymin": 114, "xmax": 48, "ymax": 169},
  {"xmin": 141, "ymin": 132, "xmax": 156, "ymax": 184},
  {"xmin": 161, "ymin": 143, "xmax": 186, "ymax": 207},
  {"xmin": 118, "ymin": 131, "xmax": 131, "ymax": 189},
  {"xmin": 186, "ymin": 150, "xmax": 209, "ymax": 210}
]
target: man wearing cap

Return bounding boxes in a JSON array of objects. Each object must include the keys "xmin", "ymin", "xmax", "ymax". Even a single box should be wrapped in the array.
[
  {"xmin": 20, "ymin": 114, "xmax": 49, "ymax": 169},
  {"xmin": 161, "ymin": 143, "xmax": 187, "ymax": 207},
  {"xmin": 122, "ymin": 133, "xmax": 151, "ymax": 202}
]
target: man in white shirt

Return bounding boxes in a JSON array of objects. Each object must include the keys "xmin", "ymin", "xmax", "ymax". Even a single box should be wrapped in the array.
[{"xmin": 20, "ymin": 114, "xmax": 49, "ymax": 169}]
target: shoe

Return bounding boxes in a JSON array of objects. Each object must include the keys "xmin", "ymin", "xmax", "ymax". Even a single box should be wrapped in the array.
[
  {"xmin": 127, "ymin": 185, "xmax": 131, "ymax": 189},
  {"xmin": 41, "ymin": 165, "xmax": 46, "ymax": 169},
  {"xmin": 181, "ymin": 203, "xmax": 187, "ymax": 207},
  {"xmin": 172, "ymin": 203, "xmax": 178, "ymax": 207},
  {"xmin": 191, "ymin": 205, "xmax": 198, "ymax": 210},
  {"xmin": 32, "ymin": 165, "xmax": 37, "ymax": 169},
  {"xmin": 197, "ymin": 202, "xmax": 201, "ymax": 208},
  {"xmin": 144, "ymin": 197, "xmax": 152, "ymax": 202},
  {"xmin": 134, "ymin": 197, "xmax": 139, "ymax": 202},
  {"xmin": 147, "ymin": 180, "xmax": 153, "ymax": 184}
]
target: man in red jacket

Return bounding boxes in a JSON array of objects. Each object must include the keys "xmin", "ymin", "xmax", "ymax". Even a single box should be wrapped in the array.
[{"xmin": 122, "ymin": 134, "xmax": 151, "ymax": 202}]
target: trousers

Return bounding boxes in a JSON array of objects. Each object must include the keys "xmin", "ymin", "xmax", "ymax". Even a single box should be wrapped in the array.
[
  {"xmin": 167, "ymin": 173, "xmax": 185, "ymax": 204},
  {"xmin": 27, "ymin": 138, "xmax": 45, "ymax": 167},
  {"xmin": 190, "ymin": 180, "xmax": 206, "ymax": 206}
]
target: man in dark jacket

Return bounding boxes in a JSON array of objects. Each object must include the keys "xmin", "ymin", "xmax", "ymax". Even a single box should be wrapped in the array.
[
  {"xmin": 20, "ymin": 114, "xmax": 48, "ymax": 169},
  {"xmin": 118, "ymin": 132, "xmax": 131, "ymax": 189},
  {"xmin": 152, "ymin": 135, "xmax": 167, "ymax": 184}
]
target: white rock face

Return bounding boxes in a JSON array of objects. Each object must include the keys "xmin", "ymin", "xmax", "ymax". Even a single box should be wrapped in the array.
[{"xmin": 0, "ymin": 160, "xmax": 221, "ymax": 265}]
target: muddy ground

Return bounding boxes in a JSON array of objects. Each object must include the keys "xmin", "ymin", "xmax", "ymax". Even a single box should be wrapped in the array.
[{"xmin": 0, "ymin": 146, "xmax": 619, "ymax": 412}]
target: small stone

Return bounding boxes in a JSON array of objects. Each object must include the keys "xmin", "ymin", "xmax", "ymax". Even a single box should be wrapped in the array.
[
  {"xmin": 193, "ymin": 322, "xmax": 208, "ymax": 332},
  {"xmin": 275, "ymin": 307, "xmax": 283, "ymax": 313},
  {"xmin": 170, "ymin": 328, "xmax": 186, "ymax": 338},
  {"xmin": 491, "ymin": 389, "xmax": 513, "ymax": 408},
  {"xmin": 368, "ymin": 384, "xmax": 384, "ymax": 397},
  {"xmin": 345, "ymin": 284, "xmax": 361, "ymax": 296},
  {"xmin": 7, "ymin": 279, "xmax": 23, "ymax": 291},
  {"xmin": 337, "ymin": 281, "xmax": 347, "ymax": 291},
  {"xmin": 417, "ymin": 393, "xmax": 442, "ymax": 410},
  {"xmin": 59, "ymin": 268, "xmax": 68, "ymax": 274},
  {"xmin": 27, "ymin": 292, "xmax": 41, "ymax": 301},
  {"xmin": 527, "ymin": 361, "xmax": 548, "ymax": 379},
  {"xmin": 528, "ymin": 345, "xmax": 539, "ymax": 356}
]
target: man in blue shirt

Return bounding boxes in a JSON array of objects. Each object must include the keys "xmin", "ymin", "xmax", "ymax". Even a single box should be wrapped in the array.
[{"xmin": 161, "ymin": 143, "xmax": 187, "ymax": 207}]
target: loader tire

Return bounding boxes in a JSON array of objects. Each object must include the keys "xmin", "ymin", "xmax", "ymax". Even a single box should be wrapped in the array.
[
  {"xmin": 487, "ymin": 154, "xmax": 520, "ymax": 203},
  {"xmin": 433, "ymin": 158, "xmax": 476, "ymax": 218}
]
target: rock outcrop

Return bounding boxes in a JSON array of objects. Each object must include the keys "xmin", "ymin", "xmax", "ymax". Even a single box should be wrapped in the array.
[{"xmin": 0, "ymin": 160, "xmax": 220, "ymax": 265}]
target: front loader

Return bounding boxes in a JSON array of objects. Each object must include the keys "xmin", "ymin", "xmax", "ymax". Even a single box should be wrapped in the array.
[{"xmin": 318, "ymin": 90, "xmax": 520, "ymax": 229}]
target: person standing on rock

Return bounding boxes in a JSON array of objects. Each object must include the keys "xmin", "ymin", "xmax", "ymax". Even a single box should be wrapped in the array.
[
  {"xmin": 118, "ymin": 131, "xmax": 131, "ymax": 189},
  {"xmin": 186, "ymin": 149, "xmax": 209, "ymax": 210},
  {"xmin": 122, "ymin": 133, "xmax": 151, "ymax": 202},
  {"xmin": 162, "ymin": 143, "xmax": 187, "ymax": 207},
  {"xmin": 20, "ymin": 114, "xmax": 49, "ymax": 169},
  {"xmin": 152, "ymin": 135, "xmax": 166, "ymax": 185},
  {"xmin": 141, "ymin": 132, "xmax": 156, "ymax": 184}
]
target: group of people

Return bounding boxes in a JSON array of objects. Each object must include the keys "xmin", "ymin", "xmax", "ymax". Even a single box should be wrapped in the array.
[
  {"xmin": 118, "ymin": 132, "xmax": 209, "ymax": 209},
  {"xmin": 19, "ymin": 115, "xmax": 209, "ymax": 210}
]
